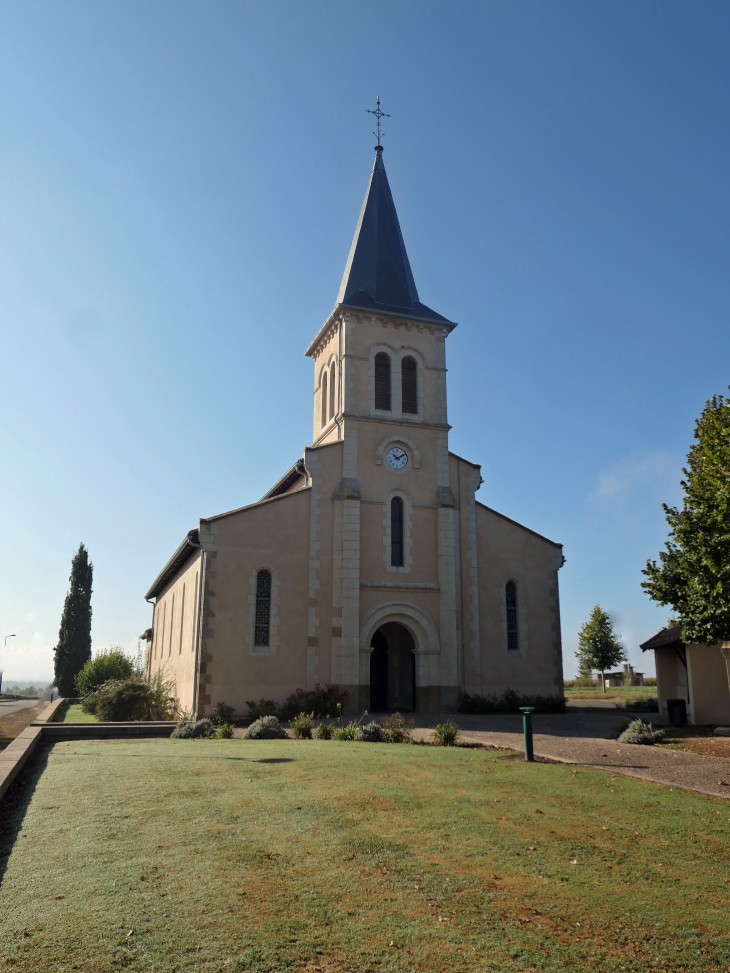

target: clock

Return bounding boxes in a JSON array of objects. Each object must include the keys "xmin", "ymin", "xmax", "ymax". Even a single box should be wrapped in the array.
[{"xmin": 386, "ymin": 446, "xmax": 408, "ymax": 470}]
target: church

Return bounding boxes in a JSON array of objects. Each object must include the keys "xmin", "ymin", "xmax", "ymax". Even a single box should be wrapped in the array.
[{"xmin": 144, "ymin": 142, "xmax": 565, "ymax": 717}]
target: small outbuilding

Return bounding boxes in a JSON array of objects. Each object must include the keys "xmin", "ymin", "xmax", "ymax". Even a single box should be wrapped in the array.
[{"xmin": 640, "ymin": 626, "xmax": 730, "ymax": 725}]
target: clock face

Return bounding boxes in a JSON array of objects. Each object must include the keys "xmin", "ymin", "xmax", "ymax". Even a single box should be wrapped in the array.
[{"xmin": 386, "ymin": 446, "xmax": 408, "ymax": 471}]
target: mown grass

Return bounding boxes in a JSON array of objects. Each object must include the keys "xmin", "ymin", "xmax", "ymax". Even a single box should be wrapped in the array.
[
  {"xmin": 564, "ymin": 684, "xmax": 658, "ymax": 704},
  {"xmin": 1, "ymin": 739, "xmax": 729, "ymax": 972},
  {"xmin": 55, "ymin": 702, "xmax": 98, "ymax": 723}
]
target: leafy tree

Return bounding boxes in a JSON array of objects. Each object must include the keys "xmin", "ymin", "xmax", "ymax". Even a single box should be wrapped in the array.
[
  {"xmin": 53, "ymin": 543, "xmax": 93, "ymax": 696},
  {"xmin": 74, "ymin": 648, "xmax": 133, "ymax": 696},
  {"xmin": 642, "ymin": 391, "xmax": 730, "ymax": 645},
  {"xmin": 575, "ymin": 606, "xmax": 627, "ymax": 692}
]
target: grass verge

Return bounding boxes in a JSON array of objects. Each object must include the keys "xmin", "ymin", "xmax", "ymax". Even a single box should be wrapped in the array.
[
  {"xmin": 55, "ymin": 702, "xmax": 98, "ymax": 723},
  {"xmin": 1, "ymin": 739, "xmax": 729, "ymax": 972}
]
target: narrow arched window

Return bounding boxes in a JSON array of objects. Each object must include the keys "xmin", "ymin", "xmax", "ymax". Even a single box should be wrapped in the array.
[
  {"xmin": 402, "ymin": 356, "xmax": 418, "ymax": 414},
  {"xmin": 254, "ymin": 570, "xmax": 272, "ymax": 646},
  {"xmin": 391, "ymin": 497, "xmax": 404, "ymax": 567},
  {"xmin": 178, "ymin": 583, "xmax": 186, "ymax": 654},
  {"xmin": 321, "ymin": 370, "xmax": 328, "ymax": 427},
  {"xmin": 374, "ymin": 352, "xmax": 391, "ymax": 411},
  {"xmin": 168, "ymin": 593, "xmax": 175, "ymax": 656},
  {"xmin": 192, "ymin": 572, "xmax": 198, "ymax": 652},
  {"xmin": 506, "ymin": 581, "xmax": 519, "ymax": 651},
  {"xmin": 155, "ymin": 601, "xmax": 166, "ymax": 661},
  {"xmin": 329, "ymin": 361, "xmax": 336, "ymax": 420}
]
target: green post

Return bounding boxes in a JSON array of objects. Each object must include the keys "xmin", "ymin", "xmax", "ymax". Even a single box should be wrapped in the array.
[{"xmin": 520, "ymin": 706, "xmax": 535, "ymax": 762}]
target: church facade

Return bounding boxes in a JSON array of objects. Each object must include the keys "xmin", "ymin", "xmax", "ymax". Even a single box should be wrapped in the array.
[{"xmin": 144, "ymin": 145, "xmax": 565, "ymax": 717}]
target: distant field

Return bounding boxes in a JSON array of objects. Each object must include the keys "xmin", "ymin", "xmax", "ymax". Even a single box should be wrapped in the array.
[
  {"xmin": 55, "ymin": 702, "xmax": 98, "ymax": 723},
  {"xmin": 1, "ymin": 738, "xmax": 729, "ymax": 972}
]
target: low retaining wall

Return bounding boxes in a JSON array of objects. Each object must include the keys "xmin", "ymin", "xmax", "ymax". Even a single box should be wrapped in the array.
[
  {"xmin": 0, "ymin": 699, "xmax": 179, "ymax": 805},
  {"xmin": 39, "ymin": 721, "xmax": 178, "ymax": 740},
  {"xmin": 0, "ymin": 696, "xmax": 66, "ymax": 802}
]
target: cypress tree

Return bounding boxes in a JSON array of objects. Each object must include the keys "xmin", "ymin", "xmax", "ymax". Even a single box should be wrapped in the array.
[{"xmin": 53, "ymin": 543, "xmax": 93, "ymax": 696}]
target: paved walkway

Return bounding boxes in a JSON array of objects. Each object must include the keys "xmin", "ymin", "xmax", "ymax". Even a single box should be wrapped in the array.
[{"xmin": 409, "ymin": 711, "xmax": 730, "ymax": 800}]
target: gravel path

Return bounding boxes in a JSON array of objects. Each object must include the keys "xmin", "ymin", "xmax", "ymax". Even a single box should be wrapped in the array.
[{"xmin": 410, "ymin": 711, "xmax": 730, "ymax": 800}]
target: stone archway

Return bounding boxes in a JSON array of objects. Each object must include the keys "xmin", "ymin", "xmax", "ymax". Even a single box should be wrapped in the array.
[{"xmin": 369, "ymin": 622, "xmax": 416, "ymax": 712}]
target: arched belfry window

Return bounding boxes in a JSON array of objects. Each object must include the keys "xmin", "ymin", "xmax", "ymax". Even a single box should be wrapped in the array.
[
  {"xmin": 391, "ymin": 497, "xmax": 404, "ymax": 567},
  {"xmin": 401, "ymin": 356, "xmax": 418, "ymax": 415},
  {"xmin": 321, "ymin": 369, "xmax": 328, "ymax": 427},
  {"xmin": 506, "ymin": 581, "xmax": 519, "ymax": 651},
  {"xmin": 374, "ymin": 353, "xmax": 391, "ymax": 411},
  {"xmin": 254, "ymin": 570, "xmax": 272, "ymax": 646},
  {"xmin": 329, "ymin": 361, "xmax": 336, "ymax": 420}
]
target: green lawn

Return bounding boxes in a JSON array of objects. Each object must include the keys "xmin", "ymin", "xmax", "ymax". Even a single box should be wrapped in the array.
[
  {"xmin": 564, "ymin": 684, "xmax": 658, "ymax": 704},
  {"xmin": 1, "ymin": 739, "xmax": 729, "ymax": 973},
  {"xmin": 55, "ymin": 702, "xmax": 98, "ymax": 723}
]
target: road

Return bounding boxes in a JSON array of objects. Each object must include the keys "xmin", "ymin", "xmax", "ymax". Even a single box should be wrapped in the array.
[{"xmin": 0, "ymin": 698, "xmax": 41, "ymax": 717}]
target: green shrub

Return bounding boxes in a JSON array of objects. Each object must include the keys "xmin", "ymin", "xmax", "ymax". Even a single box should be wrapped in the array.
[
  {"xmin": 618, "ymin": 719, "xmax": 665, "ymax": 745},
  {"xmin": 621, "ymin": 697, "xmax": 659, "ymax": 713},
  {"xmin": 458, "ymin": 689, "xmax": 566, "ymax": 714},
  {"xmin": 213, "ymin": 701, "xmax": 235, "ymax": 725},
  {"xmin": 82, "ymin": 674, "xmax": 175, "ymax": 722},
  {"xmin": 243, "ymin": 715, "xmax": 287, "ymax": 739},
  {"xmin": 292, "ymin": 713, "xmax": 313, "ymax": 739},
  {"xmin": 245, "ymin": 698, "xmax": 279, "ymax": 720},
  {"xmin": 333, "ymin": 722, "xmax": 358, "ymax": 741},
  {"xmin": 74, "ymin": 649, "xmax": 133, "ymax": 697},
  {"xmin": 278, "ymin": 684, "xmax": 351, "ymax": 721},
  {"xmin": 216, "ymin": 722, "xmax": 234, "ymax": 739},
  {"xmin": 354, "ymin": 720, "xmax": 383, "ymax": 742},
  {"xmin": 315, "ymin": 722, "xmax": 333, "ymax": 740},
  {"xmin": 381, "ymin": 712, "xmax": 414, "ymax": 744},
  {"xmin": 432, "ymin": 720, "xmax": 459, "ymax": 746},
  {"xmin": 170, "ymin": 718, "xmax": 215, "ymax": 739}
]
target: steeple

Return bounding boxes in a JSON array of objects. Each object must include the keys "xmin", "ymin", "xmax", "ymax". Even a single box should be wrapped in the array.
[{"xmin": 336, "ymin": 147, "xmax": 452, "ymax": 324}]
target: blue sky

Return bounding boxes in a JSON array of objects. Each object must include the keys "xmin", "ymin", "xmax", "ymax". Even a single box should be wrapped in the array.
[{"xmin": 2, "ymin": 0, "xmax": 729, "ymax": 682}]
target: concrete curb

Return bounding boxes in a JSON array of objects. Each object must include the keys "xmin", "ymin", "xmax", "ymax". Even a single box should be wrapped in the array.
[
  {"xmin": 0, "ymin": 697, "xmax": 68, "ymax": 802},
  {"xmin": 0, "ymin": 699, "xmax": 179, "ymax": 805},
  {"xmin": 0, "ymin": 726, "xmax": 42, "ymax": 802}
]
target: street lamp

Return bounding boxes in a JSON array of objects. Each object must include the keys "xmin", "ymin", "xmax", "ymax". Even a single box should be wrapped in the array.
[{"xmin": 4, "ymin": 635, "xmax": 16, "ymax": 647}]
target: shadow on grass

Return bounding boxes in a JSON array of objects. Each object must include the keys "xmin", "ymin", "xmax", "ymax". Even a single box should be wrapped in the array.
[
  {"xmin": 0, "ymin": 743, "xmax": 51, "ymax": 888},
  {"xmin": 47, "ymin": 751, "xmax": 298, "ymax": 763}
]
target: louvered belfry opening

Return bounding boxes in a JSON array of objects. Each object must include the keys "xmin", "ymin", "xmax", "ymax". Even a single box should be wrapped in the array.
[
  {"xmin": 506, "ymin": 581, "xmax": 519, "ymax": 651},
  {"xmin": 254, "ymin": 569, "xmax": 272, "ymax": 646},
  {"xmin": 401, "ymin": 356, "xmax": 418, "ymax": 414},
  {"xmin": 391, "ymin": 497, "xmax": 404, "ymax": 567},
  {"xmin": 374, "ymin": 352, "xmax": 391, "ymax": 411}
]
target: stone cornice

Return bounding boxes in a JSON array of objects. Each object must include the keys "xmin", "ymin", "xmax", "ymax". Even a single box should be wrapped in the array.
[
  {"xmin": 304, "ymin": 304, "xmax": 457, "ymax": 360},
  {"xmin": 340, "ymin": 411, "xmax": 451, "ymax": 432}
]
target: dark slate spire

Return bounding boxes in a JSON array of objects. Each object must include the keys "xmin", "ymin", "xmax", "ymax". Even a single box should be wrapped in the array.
[{"xmin": 337, "ymin": 146, "xmax": 452, "ymax": 323}]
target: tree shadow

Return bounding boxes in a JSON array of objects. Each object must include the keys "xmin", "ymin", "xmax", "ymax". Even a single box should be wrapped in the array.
[
  {"xmin": 0, "ymin": 743, "xmax": 51, "ymax": 888},
  {"xmin": 254, "ymin": 758, "xmax": 295, "ymax": 764}
]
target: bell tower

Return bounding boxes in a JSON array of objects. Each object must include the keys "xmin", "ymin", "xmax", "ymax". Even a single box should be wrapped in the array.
[{"xmin": 304, "ymin": 138, "xmax": 465, "ymax": 712}]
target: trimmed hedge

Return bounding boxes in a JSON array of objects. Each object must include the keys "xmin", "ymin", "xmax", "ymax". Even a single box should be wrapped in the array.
[{"xmin": 458, "ymin": 689, "xmax": 566, "ymax": 715}]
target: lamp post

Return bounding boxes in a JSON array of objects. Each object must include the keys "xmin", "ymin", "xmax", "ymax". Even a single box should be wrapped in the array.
[
  {"xmin": 519, "ymin": 706, "xmax": 535, "ymax": 762},
  {"xmin": 4, "ymin": 635, "xmax": 16, "ymax": 647}
]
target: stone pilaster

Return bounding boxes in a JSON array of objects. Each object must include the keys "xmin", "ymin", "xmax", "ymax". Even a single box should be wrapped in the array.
[{"xmin": 304, "ymin": 449, "xmax": 323, "ymax": 689}]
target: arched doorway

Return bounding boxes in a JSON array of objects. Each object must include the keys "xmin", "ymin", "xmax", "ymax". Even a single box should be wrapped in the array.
[{"xmin": 369, "ymin": 622, "xmax": 416, "ymax": 712}]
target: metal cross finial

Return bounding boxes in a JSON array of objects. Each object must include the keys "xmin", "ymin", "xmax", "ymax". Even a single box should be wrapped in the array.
[{"xmin": 366, "ymin": 95, "xmax": 391, "ymax": 146}]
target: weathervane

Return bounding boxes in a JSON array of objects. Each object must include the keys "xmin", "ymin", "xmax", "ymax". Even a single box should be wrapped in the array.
[{"xmin": 366, "ymin": 95, "xmax": 390, "ymax": 146}]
